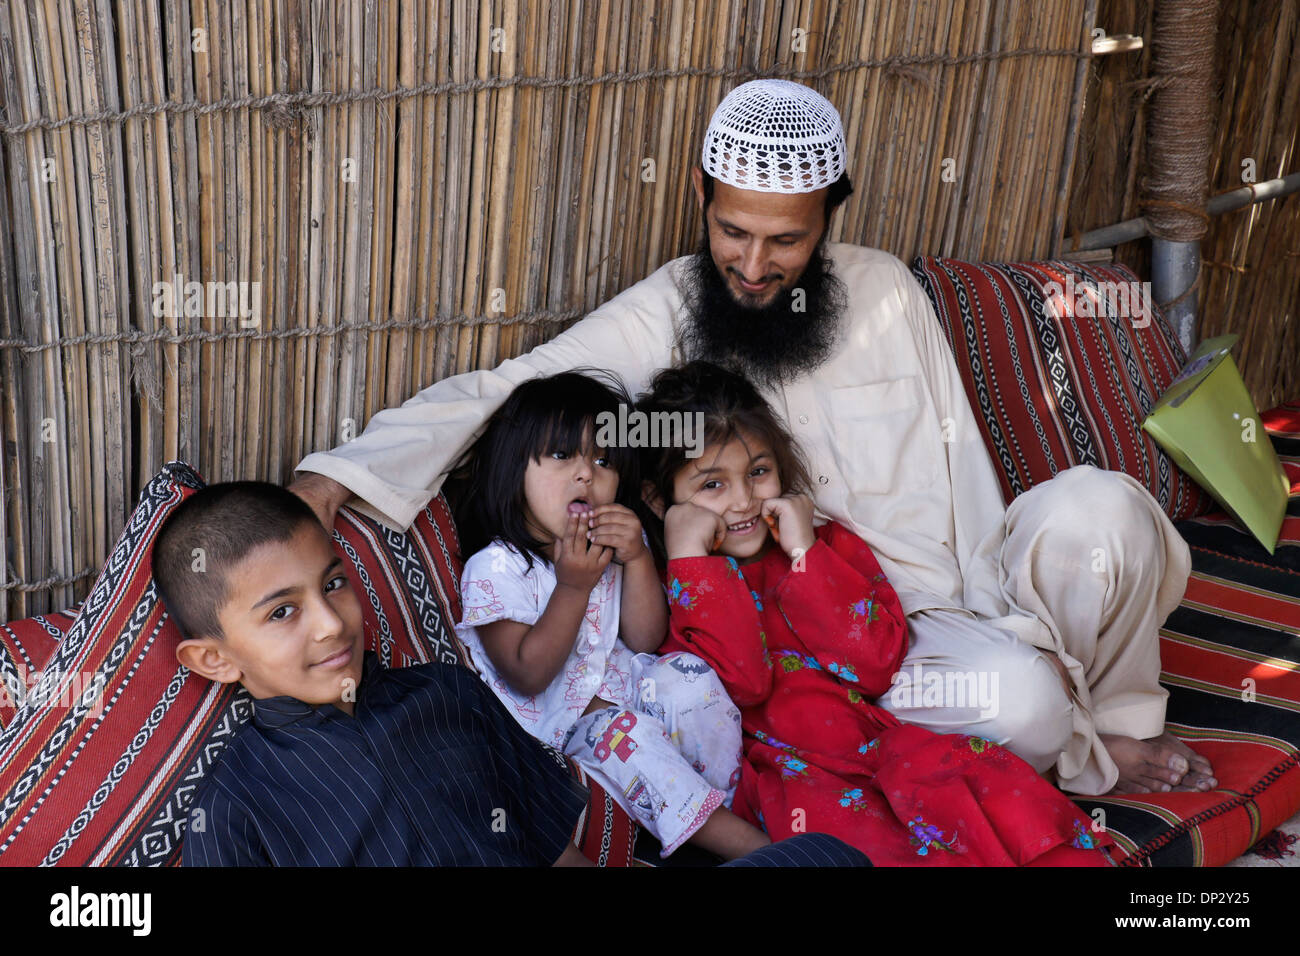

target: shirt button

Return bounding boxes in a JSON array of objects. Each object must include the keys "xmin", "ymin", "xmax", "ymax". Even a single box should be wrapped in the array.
[
  {"xmin": 588, "ymin": 634, "xmax": 600, "ymax": 645},
  {"xmin": 818, "ymin": 475, "xmax": 829, "ymax": 485},
  {"xmin": 798, "ymin": 414, "xmax": 809, "ymax": 425}
]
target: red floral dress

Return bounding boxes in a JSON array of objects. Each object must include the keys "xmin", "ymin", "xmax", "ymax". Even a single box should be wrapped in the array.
[{"xmin": 661, "ymin": 522, "xmax": 1112, "ymax": 866}]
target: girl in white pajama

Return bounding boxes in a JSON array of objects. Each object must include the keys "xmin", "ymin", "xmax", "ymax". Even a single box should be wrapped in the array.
[
  {"xmin": 451, "ymin": 371, "xmax": 753, "ymax": 858},
  {"xmin": 459, "ymin": 548, "xmax": 743, "ymax": 855}
]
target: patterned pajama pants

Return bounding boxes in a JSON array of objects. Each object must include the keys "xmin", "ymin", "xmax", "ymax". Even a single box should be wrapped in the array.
[{"xmin": 562, "ymin": 651, "xmax": 742, "ymax": 856}]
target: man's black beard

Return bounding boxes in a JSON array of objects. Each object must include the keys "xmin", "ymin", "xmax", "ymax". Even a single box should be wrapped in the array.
[{"xmin": 677, "ymin": 235, "xmax": 847, "ymax": 389}]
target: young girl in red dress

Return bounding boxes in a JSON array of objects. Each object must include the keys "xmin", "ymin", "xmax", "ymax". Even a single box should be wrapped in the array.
[{"xmin": 637, "ymin": 361, "xmax": 1113, "ymax": 866}]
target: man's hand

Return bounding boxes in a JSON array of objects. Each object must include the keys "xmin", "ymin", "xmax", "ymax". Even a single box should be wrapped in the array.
[
  {"xmin": 584, "ymin": 504, "xmax": 648, "ymax": 565},
  {"xmin": 664, "ymin": 501, "xmax": 727, "ymax": 559},
  {"xmin": 287, "ymin": 472, "xmax": 351, "ymax": 530},
  {"xmin": 760, "ymin": 493, "xmax": 816, "ymax": 558}
]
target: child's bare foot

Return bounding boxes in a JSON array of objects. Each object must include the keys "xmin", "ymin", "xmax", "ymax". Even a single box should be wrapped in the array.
[{"xmin": 1100, "ymin": 730, "xmax": 1217, "ymax": 794}]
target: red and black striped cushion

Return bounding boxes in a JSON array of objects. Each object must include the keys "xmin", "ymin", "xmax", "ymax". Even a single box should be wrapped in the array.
[
  {"xmin": 0, "ymin": 463, "xmax": 246, "ymax": 865},
  {"xmin": 0, "ymin": 463, "xmax": 635, "ymax": 866},
  {"xmin": 911, "ymin": 257, "xmax": 1214, "ymax": 522},
  {"xmin": 1071, "ymin": 405, "xmax": 1300, "ymax": 866},
  {"xmin": 334, "ymin": 500, "xmax": 470, "ymax": 670}
]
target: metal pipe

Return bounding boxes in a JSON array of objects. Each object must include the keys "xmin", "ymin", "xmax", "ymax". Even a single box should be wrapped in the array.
[
  {"xmin": 1050, "ymin": 0, "xmax": 1099, "ymax": 258},
  {"xmin": 1068, "ymin": 171, "xmax": 1300, "ymax": 252},
  {"xmin": 1151, "ymin": 238, "xmax": 1201, "ymax": 353},
  {"xmin": 1151, "ymin": 173, "xmax": 1300, "ymax": 355},
  {"xmin": 1206, "ymin": 171, "xmax": 1300, "ymax": 214}
]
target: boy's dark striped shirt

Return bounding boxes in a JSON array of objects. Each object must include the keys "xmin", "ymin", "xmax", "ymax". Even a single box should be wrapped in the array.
[{"xmin": 182, "ymin": 652, "xmax": 587, "ymax": 866}]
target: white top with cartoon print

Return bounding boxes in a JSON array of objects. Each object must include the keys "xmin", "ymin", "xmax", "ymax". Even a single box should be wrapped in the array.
[{"xmin": 456, "ymin": 539, "xmax": 639, "ymax": 749}]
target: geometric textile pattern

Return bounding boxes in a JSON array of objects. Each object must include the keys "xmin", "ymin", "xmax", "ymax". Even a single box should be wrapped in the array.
[{"xmin": 912, "ymin": 256, "xmax": 1215, "ymax": 522}]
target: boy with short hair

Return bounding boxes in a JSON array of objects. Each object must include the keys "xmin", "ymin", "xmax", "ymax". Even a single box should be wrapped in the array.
[{"xmin": 155, "ymin": 481, "xmax": 592, "ymax": 866}]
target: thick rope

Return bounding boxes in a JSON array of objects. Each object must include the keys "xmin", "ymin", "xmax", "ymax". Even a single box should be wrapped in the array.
[
  {"xmin": 1, "ymin": 569, "xmax": 97, "ymax": 593},
  {"xmin": 0, "ymin": 308, "xmax": 583, "ymax": 354},
  {"xmin": 0, "ymin": 48, "xmax": 1089, "ymax": 136},
  {"xmin": 1141, "ymin": 0, "xmax": 1219, "ymax": 242}
]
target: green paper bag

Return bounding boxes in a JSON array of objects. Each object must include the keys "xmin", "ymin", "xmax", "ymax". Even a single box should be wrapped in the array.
[{"xmin": 1142, "ymin": 334, "xmax": 1290, "ymax": 553}]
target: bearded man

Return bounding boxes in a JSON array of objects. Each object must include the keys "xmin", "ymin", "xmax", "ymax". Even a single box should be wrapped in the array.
[{"xmin": 291, "ymin": 80, "xmax": 1214, "ymax": 798}]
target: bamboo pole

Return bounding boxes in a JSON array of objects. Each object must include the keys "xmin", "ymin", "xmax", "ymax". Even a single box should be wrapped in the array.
[
  {"xmin": 61, "ymin": 0, "xmax": 98, "ymax": 603},
  {"xmin": 480, "ymin": 0, "xmax": 517, "ymax": 371},
  {"xmin": 193, "ymin": 0, "xmax": 215, "ymax": 479},
  {"xmin": 0, "ymin": 141, "xmax": 16, "ymax": 615},
  {"xmin": 413, "ymin": 0, "xmax": 441, "ymax": 397},
  {"xmin": 224, "ymin": 0, "xmax": 246, "ymax": 481},
  {"xmin": 27, "ymin": 0, "xmax": 75, "ymax": 613},
  {"xmin": 169, "ymin": 0, "xmax": 201, "ymax": 469},
  {"xmin": 303, "ymin": 0, "xmax": 328, "ymax": 461},
  {"xmin": 141, "ymin": 0, "xmax": 178, "ymax": 471},
  {"xmin": 254, "ymin": 0, "xmax": 282, "ymax": 481},
  {"xmin": 335, "ymin": 0, "xmax": 360, "ymax": 461},
  {"xmin": 0, "ymin": 17, "xmax": 36, "ymax": 615},
  {"xmin": 285, "ymin": 0, "xmax": 309, "ymax": 475},
  {"xmin": 362, "ymin": 0, "xmax": 390, "ymax": 422},
  {"xmin": 432, "ymin": 0, "xmax": 462, "ymax": 387},
  {"xmin": 238, "ymin": 0, "xmax": 266, "ymax": 478},
  {"xmin": 383, "ymin": 0, "xmax": 415, "ymax": 413}
]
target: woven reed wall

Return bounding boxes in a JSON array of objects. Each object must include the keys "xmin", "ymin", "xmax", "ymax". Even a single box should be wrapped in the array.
[
  {"xmin": 1, "ymin": 0, "xmax": 1102, "ymax": 619},
  {"xmin": 1068, "ymin": 0, "xmax": 1299, "ymax": 408}
]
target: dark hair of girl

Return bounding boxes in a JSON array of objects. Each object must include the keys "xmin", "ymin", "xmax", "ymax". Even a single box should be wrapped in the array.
[
  {"xmin": 449, "ymin": 370, "xmax": 641, "ymax": 572},
  {"xmin": 635, "ymin": 360, "xmax": 813, "ymax": 567}
]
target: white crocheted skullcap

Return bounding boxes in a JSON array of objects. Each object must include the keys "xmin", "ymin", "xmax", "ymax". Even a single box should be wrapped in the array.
[{"xmin": 701, "ymin": 79, "xmax": 847, "ymax": 194}]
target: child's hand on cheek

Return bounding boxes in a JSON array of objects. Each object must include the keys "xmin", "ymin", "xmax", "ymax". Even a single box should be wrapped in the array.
[
  {"xmin": 664, "ymin": 502, "xmax": 728, "ymax": 560},
  {"xmin": 760, "ymin": 494, "xmax": 816, "ymax": 559},
  {"xmin": 584, "ymin": 504, "xmax": 649, "ymax": 565},
  {"xmin": 554, "ymin": 512, "xmax": 614, "ymax": 594}
]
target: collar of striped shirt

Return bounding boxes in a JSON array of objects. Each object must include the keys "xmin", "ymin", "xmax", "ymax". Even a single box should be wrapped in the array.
[{"xmin": 250, "ymin": 651, "xmax": 385, "ymax": 729}]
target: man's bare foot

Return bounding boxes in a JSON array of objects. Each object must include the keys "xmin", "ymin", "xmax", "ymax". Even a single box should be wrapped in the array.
[{"xmin": 1100, "ymin": 731, "xmax": 1217, "ymax": 794}]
